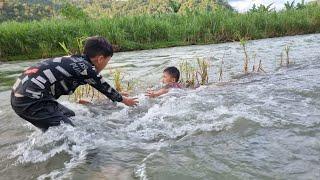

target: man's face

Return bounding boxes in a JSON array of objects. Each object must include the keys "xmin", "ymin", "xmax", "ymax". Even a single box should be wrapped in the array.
[
  {"xmin": 162, "ymin": 72, "xmax": 175, "ymax": 84},
  {"xmin": 95, "ymin": 56, "xmax": 111, "ymax": 73}
]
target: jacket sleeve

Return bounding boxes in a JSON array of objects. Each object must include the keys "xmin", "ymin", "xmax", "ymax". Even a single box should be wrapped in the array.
[
  {"xmin": 86, "ymin": 67, "xmax": 123, "ymax": 102},
  {"xmin": 73, "ymin": 61, "xmax": 123, "ymax": 102}
]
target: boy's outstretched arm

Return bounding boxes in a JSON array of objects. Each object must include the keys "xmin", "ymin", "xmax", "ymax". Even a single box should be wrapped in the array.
[
  {"xmin": 78, "ymin": 64, "xmax": 138, "ymax": 106},
  {"xmin": 145, "ymin": 88, "xmax": 169, "ymax": 98}
]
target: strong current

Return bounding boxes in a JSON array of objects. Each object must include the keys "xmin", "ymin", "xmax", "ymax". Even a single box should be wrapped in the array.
[{"xmin": 0, "ymin": 34, "xmax": 319, "ymax": 179}]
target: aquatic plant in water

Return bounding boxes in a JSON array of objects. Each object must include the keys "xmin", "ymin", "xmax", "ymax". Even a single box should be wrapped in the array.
[
  {"xmin": 279, "ymin": 45, "xmax": 291, "ymax": 67},
  {"xmin": 179, "ymin": 60, "xmax": 196, "ymax": 88},
  {"xmin": 257, "ymin": 59, "xmax": 266, "ymax": 73},
  {"xmin": 218, "ymin": 58, "xmax": 224, "ymax": 82},
  {"xmin": 251, "ymin": 54, "xmax": 266, "ymax": 73},
  {"xmin": 196, "ymin": 58, "xmax": 209, "ymax": 85},
  {"xmin": 69, "ymin": 84, "xmax": 103, "ymax": 104},
  {"xmin": 240, "ymin": 39, "xmax": 267, "ymax": 74},
  {"xmin": 240, "ymin": 38, "xmax": 249, "ymax": 74},
  {"xmin": 179, "ymin": 58, "xmax": 210, "ymax": 88},
  {"xmin": 285, "ymin": 45, "xmax": 291, "ymax": 66}
]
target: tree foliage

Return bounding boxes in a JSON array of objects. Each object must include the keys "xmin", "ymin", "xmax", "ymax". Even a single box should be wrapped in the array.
[{"xmin": 0, "ymin": 0, "xmax": 233, "ymax": 22}]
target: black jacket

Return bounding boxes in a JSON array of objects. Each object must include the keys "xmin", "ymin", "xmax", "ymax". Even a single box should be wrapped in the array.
[{"xmin": 12, "ymin": 55, "xmax": 123, "ymax": 102}]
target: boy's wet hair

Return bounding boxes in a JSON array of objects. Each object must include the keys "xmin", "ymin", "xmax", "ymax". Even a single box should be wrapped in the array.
[
  {"xmin": 84, "ymin": 36, "xmax": 113, "ymax": 58},
  {"xmin": 164, "ymin": 66, "xmax": 180, "ymax": 82}
]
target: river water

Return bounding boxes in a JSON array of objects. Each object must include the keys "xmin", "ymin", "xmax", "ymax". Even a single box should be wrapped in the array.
[{"xmin": 0, "ymin": 34, "xmax": 319, "ymax": 180}]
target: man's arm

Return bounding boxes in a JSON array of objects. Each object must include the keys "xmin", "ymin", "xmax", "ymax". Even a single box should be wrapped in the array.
[
  {"xmin": 76, "ymin": 63, "xmax": 138, "ymax": 106},
  {"xmin": 83, "ymin": 66, "xmax": 123, "ymax": 102},
  {"xmin": 66, "ymin": 57, "xmax": 138, "ymax": 106}
]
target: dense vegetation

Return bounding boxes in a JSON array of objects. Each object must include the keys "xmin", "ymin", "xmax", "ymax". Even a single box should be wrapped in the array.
[
  {"xmin": 0, "ymin": 0, "xmax": 232, "ymax": 22},
  {"xmin": 0, "ymin": 0, "xmax": 319, "ymax": 61}
]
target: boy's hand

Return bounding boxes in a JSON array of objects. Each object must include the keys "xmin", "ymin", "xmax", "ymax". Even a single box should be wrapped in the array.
[
  {"xmin": 145, "ymin": 90, "xmax": 157, "ymax": 98},
  {"xmin": 121, "ymin": 96, "xmax": 139, "ymax": 107},
  {"xmin": 146, "ymin": 88, "xmax": 169, "ymax": 98}
]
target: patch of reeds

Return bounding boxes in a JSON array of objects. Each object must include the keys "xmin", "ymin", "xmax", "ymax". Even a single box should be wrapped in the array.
[
  {"xmin": 179, "ymin": 58, "xmax": 210, "ymax": 88},
  {"xmin": 285, "ymin": 45, "xmax": 291, "ymax": 66},
  {"xmin": 251, "ymin": 53, "xmax": 266, "ymax": 73},
  {"xmin": 113, "ymin": 69, "xmax": 123, "ymax": 92},
  {"xmin": 217, "ymin": 52, "xmax": 227, "ymax": 82},
  {"xmin": 69, "ymin": 84, "xmax": 103, "ymax": 103},
  {"xmin": 256, "ymin": 59, "xmax": 266, "ymax": 73},
  {"xmin": 239, "ymin": 38, "xmax": 267, "ymax": 74},
  {"xmin": 279, "ymin": 44, "xmax": 292, "ymax": 67},
  {"xmin": 196, "ymin": 58, "xmax": 209, "ymax": 85},
  {"xmin": 109, "ymin": 68, "xmax": 137, "ymax": 93},
  {"xmin": 252, "ymin": 53, "xmax": 257, "ymax": 72},
  {"xmin": 179, "ymin": 60, "xmax": 196, "ymax": 88},
  {"xmin": 240, "ymin": 38, "xmax": 249, "ymax": 74}
]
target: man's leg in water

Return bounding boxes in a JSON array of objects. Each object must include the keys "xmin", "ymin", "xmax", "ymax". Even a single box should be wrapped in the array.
[
  {"xmin": 13, "ymin": 99, "xmax": 76, "ymax": 132},
  {"xmin": 56, "ymin": 103, "xmax": 76, "ymax": 118},
  {"xmin": 36, "ymin": 101, "xmax": 75, "ymax": 131},
  {"xmin": 47, "ymin": 102, "xmax": 76, "ymax": 126}
]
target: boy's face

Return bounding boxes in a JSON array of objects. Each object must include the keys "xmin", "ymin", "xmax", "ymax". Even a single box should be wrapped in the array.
[
  {"xmin": 93, "ymin": 55, "xmax": 111, "ymax": 73},
  {"xmin": 162, "ymin": 72, "xmax": 176, "ymax": 84}
]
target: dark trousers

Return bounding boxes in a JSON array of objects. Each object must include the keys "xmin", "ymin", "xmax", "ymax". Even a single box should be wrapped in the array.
[{"xmin": 11, "ymin": 92, "xmax": 75, "ymax": 132}]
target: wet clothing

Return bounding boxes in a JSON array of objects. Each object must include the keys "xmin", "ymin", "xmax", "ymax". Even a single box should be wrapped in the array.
[
  {"xmin": 164, "ymin": 82, "xmax": 183, "ymax": 89},
  {"xmin": 11, "ymin": 94, "xmax": 75, "ymax": 131},
  {"xmin": 11, "ymin": 55, "xmax": 123, "ymax": 131}
]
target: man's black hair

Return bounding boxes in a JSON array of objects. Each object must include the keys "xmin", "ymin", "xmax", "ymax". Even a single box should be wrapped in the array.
[
  {"xmin": 83, "ymin": 36, "xmax": 113, "ymax": 58},
  {"xmin": 163, "ymin": 66, "xmax": 180, "ymax": 82}
]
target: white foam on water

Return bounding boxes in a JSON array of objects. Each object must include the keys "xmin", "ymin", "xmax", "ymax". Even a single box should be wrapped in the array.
[
  {"xmin": 8, "ymin": 83, "xmax": 300, "ymax": 179},
  {"xmin": 123, "ymin": 85, "xmax": 281, "ymax": 142},
  {"xmin": 134, "ymin": 162, "xmax": 148, "ymax": 180},
  {"xmin": 9, "ymin": 101, "xmax": 107, "ymax": 179},
  {"xmin": 10, "ymin": 124, "xmax": 92, "ymax": 179},
  {"xmin": 127, "ymin": 84, "xmax": 298, "ymax": 178}
]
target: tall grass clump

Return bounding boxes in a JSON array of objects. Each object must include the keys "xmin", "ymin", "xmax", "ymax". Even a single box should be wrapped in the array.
[
  {"xmin": 239, "ymin": 38, "xmax": 267, "ymax": 74},
  {"xmin": 0, "ymin": 4, "xmax": 319, "ymax": 61},
  {"xmin": 109, "ymin": 69, "xmax": 136, "ymax": 93},
  {"xmin": 218, "ymin": 54, "xmax": 226, "ymax": 82},
  {"xmin": 279, "ymin": 44, "xmax": 292, "ymax": 67},
  {"xmin": 70, "ymin": 84, "xmax": 102, "ymax": 104},
  {"xmin": 284, "ymin": 45, "xmax": 291, "ymax": 66},
  {"xmin": 240, "ymin": 38, "xmax": 249, "ymax": 74},
  {"xmin": 179, "ymin": 58, "xmax": 210, "ymax": 88}
]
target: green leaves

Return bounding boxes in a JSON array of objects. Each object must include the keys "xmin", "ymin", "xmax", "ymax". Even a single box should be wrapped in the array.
[
  {"xmin": 59, "ymin": 3, "xmax": 88, "ymax": 20},
  {"xmin": 169, "ymin": 0, "xmax": 181, "ymax": 13}
]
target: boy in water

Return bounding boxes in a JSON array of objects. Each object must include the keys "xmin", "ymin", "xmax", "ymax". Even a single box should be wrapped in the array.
[
  {"xmin": 146, "ymin": 66, "xmax": 182, "ymax": 98},
  {"xmin": 11, "ymin": 36, "xmax": 138, "ymax": 131}
]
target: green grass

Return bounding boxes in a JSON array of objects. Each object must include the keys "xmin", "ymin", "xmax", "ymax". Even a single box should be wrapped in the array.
[{"xmin": 0, "ymin": 4, "xmax": 319, "ymax": 61}]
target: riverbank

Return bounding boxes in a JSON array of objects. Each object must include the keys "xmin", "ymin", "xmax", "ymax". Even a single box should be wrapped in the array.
[{"xmin": 0, "ymin": 5, "xmax": 319, "ymax": 61}]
